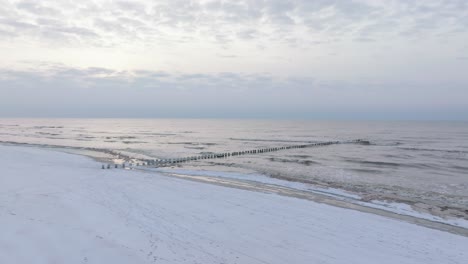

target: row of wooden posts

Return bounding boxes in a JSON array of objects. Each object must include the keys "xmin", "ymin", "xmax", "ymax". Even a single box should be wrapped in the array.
[{"xmin": 102, "ymin": 139, "xmax": 365, "ymax": 169}]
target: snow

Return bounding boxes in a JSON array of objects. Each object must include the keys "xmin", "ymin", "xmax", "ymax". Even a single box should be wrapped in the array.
[
  {"xmin": 358, "ymin": 200, "xmax": 468, "ymax": 229},
  {"xmin": 1, "ymin": 145, "xmax": 467, "ymax": 264},
  {"xmin": 153, "ymin": 167, "xmax": 468, "ymax": 229}
]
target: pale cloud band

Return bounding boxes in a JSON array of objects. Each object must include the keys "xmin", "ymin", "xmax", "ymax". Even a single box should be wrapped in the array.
[{"xmin": 1, "ymin": 64, "xmax": 466, "ymax": 119}]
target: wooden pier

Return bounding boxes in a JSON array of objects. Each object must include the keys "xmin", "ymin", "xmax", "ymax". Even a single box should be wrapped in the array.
[{"xmin": 102, "ymin": 139, "xmax": 368, "ymax": 169}]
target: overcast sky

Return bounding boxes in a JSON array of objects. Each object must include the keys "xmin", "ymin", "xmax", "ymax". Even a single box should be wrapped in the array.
[{"xmin": 0, "ymin": 0, "xmax": 467, "ymax": 119}]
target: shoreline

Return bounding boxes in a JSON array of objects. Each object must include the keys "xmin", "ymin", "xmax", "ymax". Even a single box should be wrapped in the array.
[
  {"xmin": 157, "ymin": 169, "xmax": 468, "ymax": 236},
  {"xmin": 2, "ymin": 141, "xmax": 468, "ymax": 234}
]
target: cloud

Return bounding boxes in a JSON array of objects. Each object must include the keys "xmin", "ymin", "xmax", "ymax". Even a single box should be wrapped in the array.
[
  {"xmin": 0, "ymin": 18, "xmax": 37, "ymax": 30},
  {"xmin": 0, "ymin": 28, "xmax": 16, "ymax": 38},
  {"xmin": 0, "ymin": 0, "xmax": 465, "ymax": 48},
  {"xmin": 1, "ymin": 1, "xmax": 467, "ymax": 119},
  {"xmin": 16, "ymin": 0, "xmax": 61, "ymax": 16},
  {"xmin": 54, "ymin": 26, "xmax": 99, "ymax": 38},
  {"xmin": 237, "ymin": 29, "xmax": 259, "ymax": 40},
  {"xmin": 0, "ymin": 64, "xmax": 313, "ymax": 111},
  {"xmin": 0, "ymin": 63, "xmax": 466, "ymax": 119}
]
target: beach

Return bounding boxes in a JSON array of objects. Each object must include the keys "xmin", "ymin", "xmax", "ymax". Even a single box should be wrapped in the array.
[
  {"xmin": 1, "ymin": 119, "xmax": 468, "ymax": 224},
  {"xmin": 1, "ymin": 145, "xmax": 467, "ymax": 264}
]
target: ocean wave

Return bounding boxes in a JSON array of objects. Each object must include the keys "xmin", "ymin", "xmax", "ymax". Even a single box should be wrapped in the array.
[
  {"xmin": 122, "ymin": 141, "xmax": 147, "ymax": 144},
  {"xmin": 344, "ymin": 158, "xmax": 402, "ymax": 167},
  {"xmin": 349, "ymin": 168, "xmax": 383, "ymax": 174},
  {"xmin": 135, "ymin": 132, "xmax": 177, "ymax": 136},
  {"xmin": 230, "ymin": 138, "xmax": 315, "ymax": 143},
  {"xmin": 36, "ymin": 132, "xmax": 61, "ymax": 136},
  {"xmin": 399, "ymin": 147, "xmax": 468, "ymax": 154},
  {"xmin": 32, "ymin": 126, "xmax": 64, "ymax": 129},
  {"xmin": 268, "ymin": 157, "xmax": 319, "ymax": 166},
  {"xmin": 168, "ymin": 142, "xmax": 217, "ymax": 146}
]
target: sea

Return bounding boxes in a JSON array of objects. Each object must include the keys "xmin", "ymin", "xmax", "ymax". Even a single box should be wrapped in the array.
[{"xmin": 1, "ymin": 118, "xmax": 467, "ymax": 220}]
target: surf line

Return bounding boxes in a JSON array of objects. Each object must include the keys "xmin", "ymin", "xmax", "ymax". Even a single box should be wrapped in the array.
[{"xmin": 102, "ymin": 139, "xmax": 369, "ymax": 169}]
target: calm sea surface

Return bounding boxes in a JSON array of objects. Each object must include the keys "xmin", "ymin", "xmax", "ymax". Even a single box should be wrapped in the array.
[{"xmin": 1, "ymin": 119, "xmax": 467, "ymax": 211}]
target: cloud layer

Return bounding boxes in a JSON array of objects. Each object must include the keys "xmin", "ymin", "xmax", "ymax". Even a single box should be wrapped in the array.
[
  {"xmin": 1, "ymin": 0, "xmax": 467, "ymax": 47},
  {"xmin": 0, "ymin": 0, "xmax": 467, "ymax": 119},
  {"xmin": 1, "ymin": 64, "xmax": 466, "ymax": 119}
]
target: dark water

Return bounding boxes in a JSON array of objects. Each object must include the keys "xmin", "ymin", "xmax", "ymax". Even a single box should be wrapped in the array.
[{"xmin": 1, "ymin": 119, "xmax": 467, "ymax": 211}]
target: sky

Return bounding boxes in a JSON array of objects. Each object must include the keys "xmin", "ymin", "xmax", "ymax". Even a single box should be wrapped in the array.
[{"xmin": 0, "ymin": 0, "xmax": 467, "ymax": 120}]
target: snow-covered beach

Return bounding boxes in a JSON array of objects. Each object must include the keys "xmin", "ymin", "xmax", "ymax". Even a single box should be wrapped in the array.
[{"xmin": 1, "ymin": 145, "xmax": 467, "ymax": 264}]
